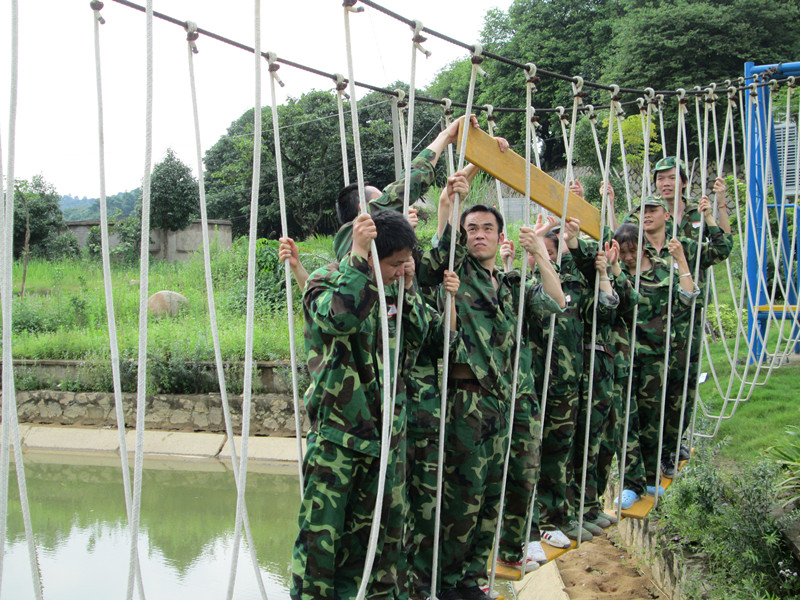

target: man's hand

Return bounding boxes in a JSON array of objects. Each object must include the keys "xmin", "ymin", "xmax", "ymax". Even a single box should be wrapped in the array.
[
  {"xmin": 595, "ymin": 251, "xmax": 608, "ymax": 274},
  {"xmin": 600, "ymin": 180, "xmax": 616, "ymax": 203},
  {"xmin": 407, "ymin": 207, "xmax": 419, "ymax": 229},
  {"xmin": 403, "ymin": 257, "xmax": 416, "ymax": 290},
  {"xmin": 441, "ymin": 114, "xmax": 480, "ymax": 145},
  {"xmin": 278, "ymin": 237, "xmax": 300, "ymax": 269},
  {"xmin": 668, "ymin": 237, "xmax": 688, "ymax": 264},
  {"xmin": 443, "ymin": 269, "xmax": 460, "ymax": 296},
  {"xmin": 569, "ymin": 179, "xmax": 584, "ymax": 198},
  {"xmin": 495, "ymin": 136, "xmax": 510, "ymax": 153},
  {"xmin": 352, "ymin": 213, "xmax": 376, "ymax": 259},
  {"xmin": 605, "ymin": 239, "xmax": 620, "ymax": 265},
  {"xmin": 500, "ymin": 238, "xmax": 515, "ymax": 271},
  {"xmin": 561, "ymin": 216, "xmax": 581, "ymax": 250}
]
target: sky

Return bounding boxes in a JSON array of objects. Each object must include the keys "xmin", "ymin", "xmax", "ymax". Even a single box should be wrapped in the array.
[{"xmin": 0, "ymin": 0, "xmax": 515, "ymax": 199}]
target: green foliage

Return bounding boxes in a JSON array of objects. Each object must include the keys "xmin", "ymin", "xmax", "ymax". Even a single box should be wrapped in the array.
[
  {"xmin": 658, "ymin": 443, "xmax": 800, "ymax": 598},
  {"xmin": 573, "ymin": 112, "xmax": 663, "ymax": 175},
  {"xmin": 14, "ymin": 175, "xmax": 76, "ymax": 260},
  {"xmin": 769, "ymin": 426, "xmax": 800, "ymax": 508},
  {"xmin": 705, "ymin": 302, "xmax": 741, "ymax": 339},
  {"xmin": 148, "ymin": 148, "xmax": 200, "ymax": 233},
  {"xmin": 60, "ymin": 189, "xmax": 140, "ymax": 221}
]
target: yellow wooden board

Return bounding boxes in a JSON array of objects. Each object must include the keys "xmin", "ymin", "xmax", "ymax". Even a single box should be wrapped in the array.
[
  {"xmin": 492, "ymin": 538, "xmax": 576, "ymax": 581},
  {"xmin": 543, "ymin": 539, "xmax": 577, "ymax": 562},
  {"xmin": 457, "ymin": 121, "xmax": 602, "ymax": 240},
  {"xmin": 620, "ymin": 454, "xmax": 691, "ymax": 520},
  {"xmin": 493, "ymin": 562, "xmax": 524, "ymax": 581},
  {"xmin": 757, "ymin": 305, "xmax": 798, "ymax": 312}
]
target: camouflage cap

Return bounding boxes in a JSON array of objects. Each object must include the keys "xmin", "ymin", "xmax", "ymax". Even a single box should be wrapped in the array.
[
  {"xmin": 653, "ymin": 156, "xmax": 688, "ymax": 181},
  {"xmin": 642, "ymin": 195, "xmax": 669, "ymax": 210}
]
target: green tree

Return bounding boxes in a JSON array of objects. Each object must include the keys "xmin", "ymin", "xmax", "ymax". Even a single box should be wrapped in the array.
[
  {"xmin": 13, "ymin": 175, "xmax": 76, "ymax": 260},
  {"xmin": 147, "ymin": 148, "xmax": 199, "ymax": 258}
]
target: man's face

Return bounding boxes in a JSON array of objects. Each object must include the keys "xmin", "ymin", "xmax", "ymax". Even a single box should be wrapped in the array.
[
  {"xmin": 544, "ymin": 237, "xmax": 558, "ymax": 262},
  {"xmin": 463, "ymin": 211, "xmax": 501, "ymax": 264},
  {"xmin": 619, "ymin": 241, "xmax": 639, "ymax": 271},
  {"xmin": 643, "ymin": 205, "xmax": 669, "ymax": 233},
  {"xmin": 655, "ymin": 168, "xmax": 685, "ymax": 202},
  {"xmin": 376, "ymin": 248, "xmax": 412, "ymax": 286}
]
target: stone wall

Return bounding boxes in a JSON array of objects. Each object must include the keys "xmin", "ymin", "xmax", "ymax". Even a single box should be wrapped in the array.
[{"xmin": 14, "ymin": 390, "xmax": 309, "ymax": 437}]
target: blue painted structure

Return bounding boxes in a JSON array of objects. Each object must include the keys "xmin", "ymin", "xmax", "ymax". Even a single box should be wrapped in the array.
[{"xmin": 745, "ymin": 61, "xmax": 800, "ymax": 362}]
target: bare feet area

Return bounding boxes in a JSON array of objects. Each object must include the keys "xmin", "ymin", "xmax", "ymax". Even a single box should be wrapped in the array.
[{"xmin": 556, "ymin": 533, "xmax": 662, "ymax": 599}]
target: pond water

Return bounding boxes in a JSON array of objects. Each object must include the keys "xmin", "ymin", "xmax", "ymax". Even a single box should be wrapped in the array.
[{"xmin": 3, "ymin": 452, "xmax": 301, "ymax": 600}]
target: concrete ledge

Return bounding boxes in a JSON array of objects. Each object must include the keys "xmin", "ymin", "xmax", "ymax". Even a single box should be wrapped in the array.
[
  {"xmin": 124, "ymin": 430, "xmax": 225, "ymax": 458},
  {"xmin": 515, "ymin": 561, "xmax": 569, "ymax": 600},
  {"xmin": 220, "ymin": 435, "xmax": 307, "ymax": 462}
]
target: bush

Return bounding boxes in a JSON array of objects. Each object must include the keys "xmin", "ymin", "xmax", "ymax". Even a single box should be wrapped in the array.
[
  {"xmin": 706, "ymin": 302, "xmax": 741, "ymax": 340},
  {"xmin": 657, "ymin": 443, "xmax": 800, "ymax": 599},
  {"xmin": 770, "ymin": 426, "xmax": 800, "ymax": 509}
]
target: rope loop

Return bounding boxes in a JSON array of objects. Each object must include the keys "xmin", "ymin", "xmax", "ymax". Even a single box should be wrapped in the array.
[
  {"xmin": 470, "ymin": 43, "xmax": 488, "ymax": 78},
  {"xmin": 90, "ymin": 0, "xmax": 105, "ymax": 24},
  {"xmin": 656, "ymin": 93, "xmax": 665, "ymax": 108},
  {"xmin": 572, "ymin": 75, "xmax": 586, "ymax": 100},
  {"xmin": 586, "ymin": 104, "xmax": 597, "ymax": 120},
  {"xmin": 644, "ymin": 87, "xmax": 655, "ymax": 102},
  {"xmin": 677, "ymin": 87, "xmax": 689, "ymax": 105},
  {"xmin": 705, "ymin": 85, "xmax": 717, "ymax": 104},
  {"xmin": 343, "ymin": 0, "xmax": 364, "ymax": 12},
  {"xmin": 484, "ymin": 103, "xmax": 496, "ymax": 122},
  {"xmin": 556, "ymin": 105, "xmax": 568, "ymax": 121},
  {"xmin": 609, "ymin": 83, "xmax": 621, "ymax": 101},
  {"xmin": 788, "ymin": 76, "xmax": 797, "ymax": 89},
  {"xmin": 524, "ymin": 62, "xmax": 540, "ymax": 86},
  {"xmin": 442, "ymin": 97, "xmax": 454, "ymax": 117},
  {"xmin": 184, "ymin": 20, "xmax": 199, "ymax": 54},
  {"xmin": 727, "ymin": 85, "xmax": 737, "ymax": 102},
  {"xmin": 411, "ymin": 19, "xmax": 432, "ymax": 57},
  {"xmin": 637, "ymin": 97, "xmax": 646, "ymax": 112},
  {"xmin": 394, "ymin": 88, "xmax": 407, "ymax": 109},
  {"xmin": 769, "ymin": 79, "xmax": 780, "ymax": 92},
  {"xmin": 749, "ymin": 82, "xmax": 759, "ymax": 99},
  {"xmin": 265, "ymin": 51, "xmax": 285, "ymax": 87},
  {"xmin": 529, "ymin": 104, "xmax": 539, "ymax": 126}
]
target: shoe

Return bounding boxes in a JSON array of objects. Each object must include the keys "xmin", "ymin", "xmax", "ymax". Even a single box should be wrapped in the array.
[
  {"xmin": 540, "ymin": 528, "xmax": 571, "ymax": 549},
  {"xmin": 646, "ymin": 485, "xmax": 665, "ymax": 497},
  {"xmin": 580, "ymin": 519, "xmax": 604, "ymax": 536},
  {"xmin": 563, "ymin": 520, "xmax": 593, "ymax": 542},
  {"xmin": 479, "ymin": 586, "xmax": 501, "ymax": 600},
  {"xmin": 661, "ymin": 458, "xmax": 676, "ymax": 478},
  {"xmin": 613, "ymin": 489, "xmax": 640, "ymax": 510},
  {"xmin": 598, "ymin": 510, "xmax": 618, "ymax": 524},
  {"xmin": 497, "ymin": 555, "xmax": 539, "ymax": 573},
  {"xmin": 459, "ymin": 586, "xmax": 492, "ymax": 600},
  {"xmin": 526, "ymin": 541, "xmax": 547, "ymax": 564},
  {"xmin": 585, "ymin": 513, "xmax": 612, "ymax": 528},
  {"xmin": 679, "ymin": 444, "xmax": 691, "ymax": 461}
]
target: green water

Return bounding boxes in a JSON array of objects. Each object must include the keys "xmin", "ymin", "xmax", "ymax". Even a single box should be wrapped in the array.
[{"xmin": 3, "ymin": 452, "xmax": 301, "ymax": 599}]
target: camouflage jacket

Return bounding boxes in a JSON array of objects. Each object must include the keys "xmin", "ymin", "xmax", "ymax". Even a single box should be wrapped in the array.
[
  {"xmin": 418, "ymin": 224, "xmax": 562, "ymax": 399},
  {"xmin": 529, "ymin": 253, "xmax": 591, "ymax": 396},
  {"xmin": 303, "ymin": 252, "xmax": 431, "ymax": 457},
  {"xmin": 333, "ymin": 148, "xmax": 437, "ymax": 261}
]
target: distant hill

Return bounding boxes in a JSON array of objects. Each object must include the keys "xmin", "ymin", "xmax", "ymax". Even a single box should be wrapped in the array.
[{"xmin": 60, "ymin": 189, "xmax": 140, "ymax": 221}]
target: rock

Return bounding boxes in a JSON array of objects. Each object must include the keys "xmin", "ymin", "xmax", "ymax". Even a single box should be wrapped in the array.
[{"xmin": 147, "ymin": 291, "xmax": 189, "ymax": 317}]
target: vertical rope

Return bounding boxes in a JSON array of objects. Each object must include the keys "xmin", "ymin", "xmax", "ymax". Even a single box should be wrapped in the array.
[
  {"xmin": 92, "ymin": 5, "xmax": 145, "ymax": 596},
  {"xmin": 334, "ymin": 74, "xmax": 351, "ymax": 186},
  {"xmin": 183, "ymin": 22, "xmax": 268, "ymax": 599}
]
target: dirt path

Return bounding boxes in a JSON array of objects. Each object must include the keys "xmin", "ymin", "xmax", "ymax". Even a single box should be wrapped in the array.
[{"xmin": 556, "ymin": 532, "xmax": 662, "ymax": 599}]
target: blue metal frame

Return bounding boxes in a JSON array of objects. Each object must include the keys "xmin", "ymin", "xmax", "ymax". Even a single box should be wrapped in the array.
[{"xmin": 745, "ymin": 61, "xmax": 800, "ymax": 362}]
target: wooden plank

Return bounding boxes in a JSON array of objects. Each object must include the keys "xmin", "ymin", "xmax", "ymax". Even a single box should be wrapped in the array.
[
  {"xmin": 620, "ymin": 453, "xmax": 692, "ymax": 519},
  {"xmin": 492, "ymin": 538, "xmax": 576, "ymax": 581},
  {"xmin": 458, "ymin": 121, "xmax": 602, "ymax": 240},
  {"xmin": 494, "ymin": 562, "xmax": 524, "ymax": 581},
  {"xmin": 543, "ymin": 540, "xmax": 576, "ymax": 562}
]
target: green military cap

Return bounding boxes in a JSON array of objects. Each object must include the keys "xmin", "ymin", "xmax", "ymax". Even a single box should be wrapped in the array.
[
  {"xmin": 642, "ymin": 195, "xmax": 669, "ymax": 210},
  {"xmin": 653, "ymin": 156, "xmax": 688, "ymax": 181}
]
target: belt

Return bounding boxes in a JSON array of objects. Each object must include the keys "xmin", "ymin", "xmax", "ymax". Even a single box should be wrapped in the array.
[{"xmin": 451, "ymin": 378, "xmax": 484, "ymax": 393}]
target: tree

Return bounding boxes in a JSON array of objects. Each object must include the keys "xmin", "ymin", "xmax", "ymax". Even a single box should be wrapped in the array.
[
  {"xmin": 147, "ymin": 149, "xmax": 199, "ymax": 258},
  {"xmin": 13, "ymin": 175, "xmax": 75, "ymax": 259}
]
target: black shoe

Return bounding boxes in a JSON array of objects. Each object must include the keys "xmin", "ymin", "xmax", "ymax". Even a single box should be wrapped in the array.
[
  {"xmin": 679, "ymin": 444, "xmax": 691, "ymax": 461},
  {"xmin": 661, "ymin": 458, "xmax": 676, "ymax": 478},
  {"xmin": 438, "ymin": 589, "xmax": 464, "ymax": 600},
  {"xmin": 458, "ymin": 586, "xmax": 492, "ymax": 600}
]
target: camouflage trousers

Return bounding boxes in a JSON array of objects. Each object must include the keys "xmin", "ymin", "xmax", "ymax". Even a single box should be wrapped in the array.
[
  {"xmin": 623, "ymin": 352, "xmax": 669, "ymax": 495},
  {"xmin": 498, "ymin": 392, "xmax": 542, "ymax": 563},
  {"xmin": 665, "ymin": 336, "xmax": 701, "ymax": 460},
  {"xmin": 572, "ymin": 352, "xmax": 614, "ymax": 519},
  {"xmin": 595, "ymin": 375, "xmax": 625, "ymax": 507},
  {"xmin": 291, "ymin": 424, "xmax": 407, "ymax": 600},
  {"xmin": 439, "ymin": 384, "xmax": 508, "ymax": 590},
  {"xmin": 405, "ymin": 370, "xmax": 441, "ymax": 597},
  {"xmin": 537, "ymin": 387, "xmax": 580, "ymax": 529}
]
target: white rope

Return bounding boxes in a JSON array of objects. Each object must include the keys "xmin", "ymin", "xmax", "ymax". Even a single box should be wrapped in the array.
[
  {"xmin": 430, "ymin": 49, "xmax": 482, "ymax": 600},
  {"xmin": 127, "ymin": 1, "xmax": 154, "ymax": 597},
  {"xmin": 184, "ymin": 22, "xmax": 268, "ymax": 599},
  {"xmin": 342, "ymin": 7, "xmax": 396, "ymax": 600},
  {"xmin": 92, "ymin": 6, "xmax": 146, "ymax": 596},
  {"xmin": 264, "ymin": 51, "xmax": 305, "ymax": 500},
  {"xmin": 226, "ymin": 1, "xmax": 263, "ymax": 596},
  {"xmin": 390, "ymin": 89, "xmax": 404, "ymax": 180},
  {"xmin": 484, "ymin": 104, "xmax": 509, "ymax": 238},
  {"xmin": 334, "ymin": 74, "xmax": 351, "ymax": 186}
]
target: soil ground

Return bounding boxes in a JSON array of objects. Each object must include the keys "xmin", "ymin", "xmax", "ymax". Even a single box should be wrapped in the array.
[{"xmin": 556, "ymin": 532, "xmax": 662, "ymax": 600}]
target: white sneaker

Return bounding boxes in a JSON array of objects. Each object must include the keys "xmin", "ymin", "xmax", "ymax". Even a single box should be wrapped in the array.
[
  {"xmin": 526, "ymin": 541, "xmax": 547, "ymax": 564},
  {"xmin": 540, "ymin": 528, "xmax": 571, "ymax": 549}
]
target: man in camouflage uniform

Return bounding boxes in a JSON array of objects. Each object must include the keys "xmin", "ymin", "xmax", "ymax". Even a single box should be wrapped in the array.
[
  {"xmin": 291, "ymin": 210, "xmax": 434, "ymax": 600},
  {"xmin": 624, "ymin": 185, "xmax": 732, "ymax": 477},
  {"xmin": 418, "ymin": 201, "xmax": 565, "ymax": 598}
]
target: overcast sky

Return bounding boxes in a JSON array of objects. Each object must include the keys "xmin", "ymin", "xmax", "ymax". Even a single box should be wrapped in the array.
[{"xmin": 1, "ymin": 0, "xmax": 515, "ymax": 199}]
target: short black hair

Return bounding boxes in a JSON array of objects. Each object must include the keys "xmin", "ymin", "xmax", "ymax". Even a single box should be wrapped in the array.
[
  {"xmin": 336, "ymin": 183, "xmax": 361, "ymax": 225},
  {"xmin": 544, "ymin": 231, "xmax": 559, "ymax": 246},
  {"xmin": 373, "ymin": 210, "xmax": 418, "ymax": 260},
  {"xmin": 459, "ymin": 204, "xmax": 504, "ymax": 232},
  {"xmin": 614, "ymin": 222, "xmax": 640, "ymax": 248}
]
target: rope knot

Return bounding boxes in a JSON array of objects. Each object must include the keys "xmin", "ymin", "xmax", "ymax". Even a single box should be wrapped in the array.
[
  {"xmin": 333, "ymin": 73, "xmax": 349, "ymax": 95},
  {"xmin": 586, "ymin": 104, "xmax": 597, "ymax": 120},
  {"xmin": 90, "ymin": 0, "xmax": 105, "ymax": 24},
  {"xmin": 572, "ymin": 76, "xmax": 586, "ymax": 100},
  {"xmin": 677, "ymin": 88, "xmax": 689, "ymax": 105},
  {"xmin": 184, "ymin": 21, "xmax": 199, "ymax": 54},
  {"xmin": 265, "ymin": 52, "xmax": 285, "ymax": 87},
  {"xmin": 788, "ymin": 76, "xmax": 797, "ymax": 89},
  {"xmin": 637, "ymin": 97, "xmax": 646, "ymax": 112},
  {"xmin": 442, "ymin": 97, "xmax": 454, "ymax": 117},
  {"xmin": 556, "ymin": 106, "xmax": 568, "ymax": 121},
  {"xmin": 609, "ymin": 84, "xmax": 621, "ymax": 102},
  {"xmin": 470, "ymin": 44, "xmax": 488, "ymax": 78},
  {"xmin": 394, "ymin": 89, "xmax": 407, "ymax": 109},
  {"xmin": 769, "ymin": 79, "xmax": 780, "ymax": 92},
  {"xmin": 484, "ymin": 104, "xmax": 496, "ymax": 122},
  {"xmin": 524, "ymin": 63, "xmax": 539, "ymax": 86},
  {"xmin": 343, "ymin": 0, "xmax": 364, "ymax": 12},
  {"xmin": 410, "ymin": 20, "xmax": 432, "ymax": 58}
]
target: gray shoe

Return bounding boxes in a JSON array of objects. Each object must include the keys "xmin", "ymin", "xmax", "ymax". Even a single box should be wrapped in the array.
[{"xmin": 563, "ymin": 520, "xmax": 593, "ymax": 542}]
